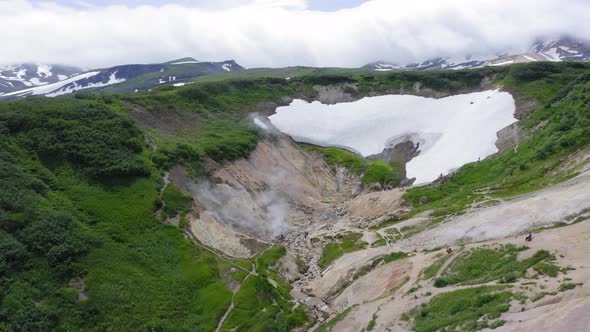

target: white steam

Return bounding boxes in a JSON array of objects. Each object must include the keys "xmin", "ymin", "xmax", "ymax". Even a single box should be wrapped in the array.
[{"xmin": 189, "ymin": 180, "xmax": 289, "ymax": 239}]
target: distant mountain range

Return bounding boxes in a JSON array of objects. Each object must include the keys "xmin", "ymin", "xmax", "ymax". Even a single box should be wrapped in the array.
[
  {"xmin": 0, "ymin": 58, "xmax": 243, "ymax": 99},
  {"xmin": 2, "ymin": 37, "xmax": 589, "ymax": 100},
  {"xmin": 0, "ymin": 63, "xmax": 83, "ymax": 93},
  {"xmin": 363, "ymin": 37, "xmax": 590, "ymax": 71}
]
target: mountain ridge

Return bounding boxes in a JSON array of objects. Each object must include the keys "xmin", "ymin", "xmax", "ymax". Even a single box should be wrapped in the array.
[
  {"xmin": 363, "ymin": 37, "xmax": 590, "ymax": 71},
  {"xmin": 0, "ymin": 58, "xmax": 244, "ymax": 99}
]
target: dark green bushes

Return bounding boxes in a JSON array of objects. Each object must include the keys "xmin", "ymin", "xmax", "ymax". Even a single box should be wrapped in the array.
[
  {"xmin": 0, "ymin": 101, "xmax": 149, "ymax": 177},
  {"xmin": 160, "ymin": 184, "xmax": 193, "ymax": 218},
  {"xmin": 0, "ymin": 231, "xmax": 26, "ymax": 276},
  {"xmin": 510, "ymin": 62, "xmax": 561, "ymax": 82},
  {"xmin": 152, "ymin": 143, "xmax": 202, "ymax": 172},
  {"xmin": 299, "ymin": 75, "xmax": 355, "ymax": 85}
]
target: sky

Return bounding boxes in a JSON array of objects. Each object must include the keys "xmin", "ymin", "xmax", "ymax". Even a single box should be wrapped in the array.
[
  {"xmin": 52, "ymin": 0, "xmax": 369, "ymax": 11},
  {"xmin": 1, "ymin": 0, "xmax": 589, "ymax": 69}
]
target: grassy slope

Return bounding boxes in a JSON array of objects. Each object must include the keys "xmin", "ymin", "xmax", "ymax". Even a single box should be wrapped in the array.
[
  {"xmin": 191, "ymin": 67, "xmax": 376, "ymax": 83},
  {"xmin": 318, "ymin": 232, "xmax": 367, "ymax": 269},
  {"xmin": 433, "ymin": 245, "xmax": 555, "ymax": 287},
  {"xmin": 303, "ymin": 145, "xmax": 402, "ymax": 187}
]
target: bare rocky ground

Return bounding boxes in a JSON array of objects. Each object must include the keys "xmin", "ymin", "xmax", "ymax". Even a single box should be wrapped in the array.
[
  {"xmin": 177, "ymin": 132, "xmax": 589, "ymax": 331},
  {"xmin": 328, "ymin": 220, "xmax": 590, "ymax": 332}
]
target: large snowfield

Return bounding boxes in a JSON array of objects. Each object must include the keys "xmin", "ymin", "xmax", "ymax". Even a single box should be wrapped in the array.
[{"xmin": 268, "ymin": 90, "xmax": 516, "ymax": 184}]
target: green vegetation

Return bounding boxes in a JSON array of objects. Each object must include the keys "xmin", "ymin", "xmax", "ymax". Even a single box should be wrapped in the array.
[
  {"xmin": 318, "ymin": 233, "xmax": 368, "ymax": 269},
  {"xmin": 434, "ymin": 246, "xmax": 555, "ymax": 287},
  {"xmin": 409, "ymin": 286, "xmax": 512, "ymax": 332},
  {"xmin": 133, "ymin": 77, "xmax": 311, "ymax": 173},
  {"xmin": 306, "ymin": 146, "xmax": 368, "ymax": 175},
  {"xmin": 160, "ymin": 183, "xmax": 193, "ymax": 218},
  {"xmin": 217, "ymin": 244, "xmax": 308, "ymax": 331},
  {"xmin": 367, "ymin": 313, "xmax": 377, "ymax": 331},
  {"xmin": 382, "ymin": 227, "xmax": 402, "ymax": 243},
  {"xmin": 382, "ymin": 251, "xmax": 410, "ymax": 263},
  {"xmin": 316, "ymin": 306, "xmax": 355, "ymax": 332},
  {"xmin": 423, "ymin": 253, "xmax": 452, "ymax": 279},
  {"xmin": 533, "ymin": 262, "xmax": 560, "ymax": 277},
  {"xmin": 370, "ymin": 232, "xmax": 387, "ymax": 247},
  {"xmin": 306, "ymin": 146, "xmax": 401, "ymax": 188},
  {"xmin": 0, "ymin": 99, "xmax": 148, "ymax": 177},
  {"xmin": 192, "ymin": 66, "xmax": 374, "ymax": 84},
  {"xmin": 0, "ymin": 98, "xmax": 244, "ymax": 330},
  {"xmin": 362, "ymin": 161, "xmax": 399, "ymax": 187},
  {"xmin": 531, "ymin": 291, "xmax": 557, "ymax": 302},
  {"xmin": 559, "ymin": 283, "xmax": 579, "ymax": 292}
]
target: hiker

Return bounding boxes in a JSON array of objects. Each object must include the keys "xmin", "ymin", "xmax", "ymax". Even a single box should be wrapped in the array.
[
  {"xmin": 446, "ymin": 247, "xmax": 453, "ymax": 254},
  {"xmin": 525, "ymin": 233, "xmax": 533, "ymax": 242},
  {"xmin": 416, "ymin": 142, "xmax": 420, "ymax": 149}
]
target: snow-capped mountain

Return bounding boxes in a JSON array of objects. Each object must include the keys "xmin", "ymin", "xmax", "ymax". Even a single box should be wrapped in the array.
[
  {"xmin": 530, "ymin": 37, "xmax": 590, "ymax": 61},
  {"xmin": 364, "ymin": 37, "xmax": 590, "ymax": 71},
  {"xmin": 0, "ymin": 63, "xmax": 82, "ymax": 94},
  {"xmin": 364, "ymin": 54, "xmax": 491, "ymax": 71},
  {"xmin": 0, "ymin": 58, "xmax": 244, "ymax": 99}
]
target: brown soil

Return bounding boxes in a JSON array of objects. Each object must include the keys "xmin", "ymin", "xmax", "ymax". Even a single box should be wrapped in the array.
[{"xmin": 127, "ymin": 103, "xmax": 202, "ymax": 135}]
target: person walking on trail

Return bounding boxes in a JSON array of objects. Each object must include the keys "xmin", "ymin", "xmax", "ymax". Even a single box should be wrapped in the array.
[{"xmin": 525, "ymin": 233, "xmax": 533, "ymax": 242}]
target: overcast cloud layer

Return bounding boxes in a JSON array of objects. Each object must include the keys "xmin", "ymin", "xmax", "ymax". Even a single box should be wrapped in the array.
[{"xmin": 1, "ymin": 0, "xmax": 589, "ymax": 68}]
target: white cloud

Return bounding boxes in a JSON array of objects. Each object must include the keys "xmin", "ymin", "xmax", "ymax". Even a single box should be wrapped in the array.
[{"xmin": 0, "ymin": 0, "xmax": 589, "ymax": 68}]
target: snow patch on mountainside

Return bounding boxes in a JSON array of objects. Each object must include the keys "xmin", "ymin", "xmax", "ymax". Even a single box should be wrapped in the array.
[
  {"xmin": 2, "ymin": 71, "xmax": 100, "ymax": 97},
  {"xmin": 171, "ymin": 60, "xmax": 201, "ymax": 65},
  {"xmin": 46, "ymin": 71, "xmax": 126, "ymax": 97},
  {"xmin": 365, "ymin": 38, "xmax": 590, "ymax": 72},
  {"xmin": 36, "ymin": 64, "xmax": 52, "ymax": 78},
  {"xmin": 268, "ymin": 90, "xmax": 516, "ymax": 184}
]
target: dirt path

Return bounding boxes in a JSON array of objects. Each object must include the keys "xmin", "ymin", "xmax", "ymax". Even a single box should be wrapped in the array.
[
  {"xmin": 215, "ymin": 265, "xmax": 255, "ymax": 332},
  {"xmin": 155, "ymin": 172, "xmax": 170, "ymax": 219},
  {"xmin": 184, "ymin": 229, "xmax": 253, "ymax": 275}
]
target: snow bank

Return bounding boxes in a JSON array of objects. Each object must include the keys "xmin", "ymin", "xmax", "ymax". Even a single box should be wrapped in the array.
[
  {"xmin": 46, "ymin": 71, "xmax": 125, "ymax": 97},
  {"xmin": 268, "ymin": 90, "xmax": 516, "ymax": 184},
  {"xmin": 170, "ymin": 60, "xmax": 200, "ymax": 65},
  {"xmin": 490, "ymin": 60, "xmax": 514, "ymax": 66},
  {"xmin": 2, "ymin": 71, "xmax": 100, "ymax": 97},
  {"xmin": 36, "ymin": 64, "xmax": 52, "ymax": 78}
]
